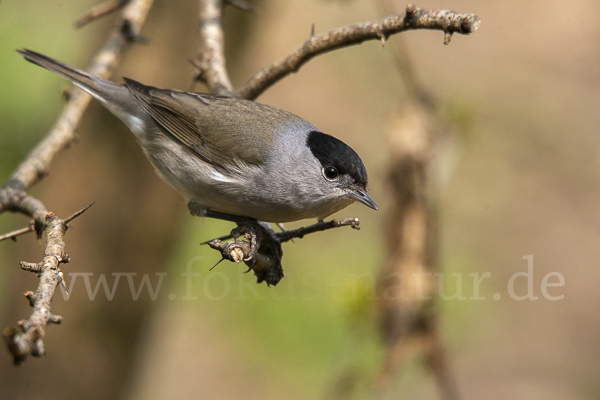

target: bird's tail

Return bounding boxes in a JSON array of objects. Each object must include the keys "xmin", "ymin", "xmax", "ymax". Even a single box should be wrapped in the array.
[{"xmin": 17, "ymin": 49, "xmax": 116, "ymax": 100}]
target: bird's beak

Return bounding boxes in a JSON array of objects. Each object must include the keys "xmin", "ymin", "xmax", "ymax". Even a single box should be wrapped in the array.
[{"xmin": 350, "ymin": 189, "xmax": 378, "ymax": 211}]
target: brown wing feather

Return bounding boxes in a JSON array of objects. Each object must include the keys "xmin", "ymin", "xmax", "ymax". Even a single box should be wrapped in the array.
[
  {"xmin": 124, "ymin": 78, "xmax": 222, "ymax": 167},
  {"xmin": 123, "ymin": 78, "xmax": 301, "ymax": 171}
]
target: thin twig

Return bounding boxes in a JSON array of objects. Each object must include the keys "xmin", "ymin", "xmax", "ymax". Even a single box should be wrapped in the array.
[
  {"xmin": 233, "ymin": 4, "xmax": 481, "ymax": 100},
  {"xmin": 276, "ymin": 217, "xmax": 360, "ymax": 243},
  {"xmin": 0, "ymin": 220, "xmax": 36, "ymax": 243},
  {"xmin": 193, "ymin": 0, "xmax": 233, "ymax": 95},
  {"xmin": 74, "ymin": 0, "xmax": 129, "ymax": 28},
  {"xmin": 64, "ymin": 202, "xmax": 95, "ymax": 224}
]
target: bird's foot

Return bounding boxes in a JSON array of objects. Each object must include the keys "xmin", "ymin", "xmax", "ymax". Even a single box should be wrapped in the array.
[
  {"xmin": 230, "ymin": 218, "xmax": 262, "ymax": 262},
  {"xmin": 197, "ymin": 208, "xmax": 284, "ymax": 285}
]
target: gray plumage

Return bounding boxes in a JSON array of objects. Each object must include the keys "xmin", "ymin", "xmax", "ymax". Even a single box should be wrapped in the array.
[{"xmin": 17, "ymin": 49, "xmax": 377, "ymax": 223}]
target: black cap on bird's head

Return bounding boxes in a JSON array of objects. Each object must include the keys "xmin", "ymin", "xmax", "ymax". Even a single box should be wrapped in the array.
[{"xmin": 306, "ymin": 131, "xmax": 378, "ymax": 211}]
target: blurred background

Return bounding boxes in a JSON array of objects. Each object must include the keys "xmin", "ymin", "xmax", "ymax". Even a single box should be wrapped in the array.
[{"xmin": 1, "ymin": 0, "xmax": 599, "ymax": 399}]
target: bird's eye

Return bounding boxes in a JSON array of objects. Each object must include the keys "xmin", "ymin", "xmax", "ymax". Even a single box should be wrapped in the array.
[{"xmin": 323, "ymin": 166, "xmax": 339, "ymax": 181}]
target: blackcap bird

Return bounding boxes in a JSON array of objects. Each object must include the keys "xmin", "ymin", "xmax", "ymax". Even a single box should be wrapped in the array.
[{"xmin": 17, "ymin": 49, "xmax": 378, "ymax": 226}]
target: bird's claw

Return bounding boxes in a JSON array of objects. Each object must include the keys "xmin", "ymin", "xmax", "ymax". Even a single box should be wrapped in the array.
[{"xmin": 230, "ymin": 219, "xmax": 261, "ymax": 262}]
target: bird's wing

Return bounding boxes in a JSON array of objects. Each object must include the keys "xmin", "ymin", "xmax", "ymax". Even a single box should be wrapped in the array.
[{"xmin": 124, "ymin": 78, "xmax": 294, "ymax": 171}]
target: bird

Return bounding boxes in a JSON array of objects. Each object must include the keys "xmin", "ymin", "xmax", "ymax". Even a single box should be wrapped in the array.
[{"xmin": 17, "ymin": 49, "xmax": 377, "ymax": 235}]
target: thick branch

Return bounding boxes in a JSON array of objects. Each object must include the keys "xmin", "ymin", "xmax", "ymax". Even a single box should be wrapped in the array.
[
  {"xmin": 193, "ymin": 0, "xmax": 233, "ymax": 95},
  {"xmin": 234, "ymin": 4, "xmax": 481, "ymax": 100}
]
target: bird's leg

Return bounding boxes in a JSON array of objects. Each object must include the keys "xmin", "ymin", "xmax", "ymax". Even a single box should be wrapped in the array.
[{"xmin": 202, "ymin": 209, "xmax": 252, "ymax": 225}]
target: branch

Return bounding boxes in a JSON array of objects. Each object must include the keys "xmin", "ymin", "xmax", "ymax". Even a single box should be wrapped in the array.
[
  {"xmin": 3, "ymin": 206, "xmax": 91, "ymax": 365},
  {"xmin": 0, "ymin": 185, "xmax": 47, "ymax": 234},
  {"xmin": 192, "ymin": 0, "xmax": 233, "ymax": 95},
  {"xmin": 0, "ymin": 220, "xmax": 36, "ymax": 243},
  {"xmin": 74, "ymin": 0, "xmax": 128, "ymax": 28},
  {"xmin": 1, "ymin": 0, "xmax": 154, "ymax": 364},
  {"xmin": 233, "ymin": 4, "xmax": 481, "ymax": 100},
  {"xmin": 276, "ymin": 217, "xmax": 360, "ymax": 243},
  {"xmin": 205, "ymin": 218, "xmax": 362, "ymax": 286}
]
